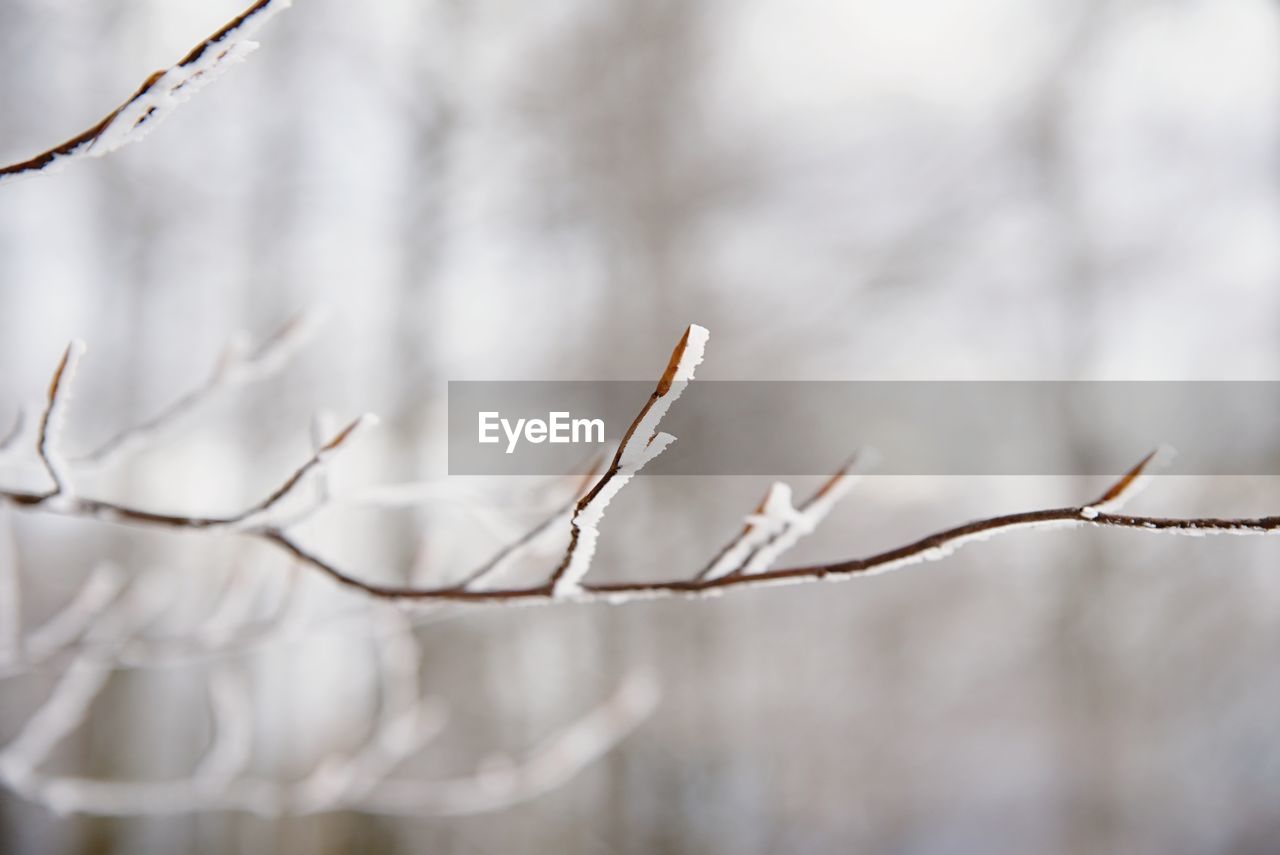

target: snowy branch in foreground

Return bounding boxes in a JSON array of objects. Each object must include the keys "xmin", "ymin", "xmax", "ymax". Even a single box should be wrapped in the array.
[
  {"xmin": 1, "ymin": 323, "xmax": 1278, "ymax": 608},
  {"xmin": 549, "ymin": 324, "xmax": 709, "ymax": 597},
  {"xmin": 0, "ymin": 0, "xmax": 292, "ymax": 187}
]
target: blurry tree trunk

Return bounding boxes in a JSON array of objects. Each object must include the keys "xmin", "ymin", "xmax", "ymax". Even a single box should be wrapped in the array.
[
  {"xmin": 385, "ymin": 1, "xmax": 463, "ymax": 583},
  {"xmin": 1027, "ymin": 3, "xmax": 1125, "ymax": 851}
]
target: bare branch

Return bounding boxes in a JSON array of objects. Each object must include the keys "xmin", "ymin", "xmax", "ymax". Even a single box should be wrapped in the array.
[
  {"xmin": 37, "ymin": 341, "xmax": 86, "ymax": 500},
  {"xmin": 4, "ymin": 322, "xmax": 1278, "ymax": 821},
  {"xmin": 0, "ymin": 0, "xmax": 292, "ymax": 186},
  {"xmin": 227, "ymin": 414, "xmax": 379, "ymax": 529},
  {"xmin": 1081, "ymin": 445, "xmax": 1175, "ymax": 518},
  {"xmin": 2, "ymin": 325, "xmax": 1279, "ymax": 610}
]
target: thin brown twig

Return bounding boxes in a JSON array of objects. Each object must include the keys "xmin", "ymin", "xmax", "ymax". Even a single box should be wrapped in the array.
[
  {"xmin": 36, "ymin": 342, "xmax": 84, "ymax": 498},
  {"xmin": 227, "ymin": 415, "xmax": 377, "ymax": 527},
  {"xmin": 1, "ymin": 326, "xmax": 1277, "ymax": 607}
]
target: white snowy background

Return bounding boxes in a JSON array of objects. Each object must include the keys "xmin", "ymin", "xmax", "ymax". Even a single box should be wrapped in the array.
[{"xmin": 2, "ymin": 0, "xmax": 1280, "ymax": 852}]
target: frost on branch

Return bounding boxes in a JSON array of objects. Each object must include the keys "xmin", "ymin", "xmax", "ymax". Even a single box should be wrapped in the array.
[
  {"xmin": 549, "ymin": 325, "xmax": 709, "ymax": 597},
  {"xmin": 0, "ymin": 326, "xmax": 666, "ymax": 815},
  {"xmin": 699, "ymin": 456, "xmax": 865, "ymax": 581},
  {"xmin": 3, "ymin": 319, "xmax": 1280, "ymax": 611},
  {"xmin": 0, "ymin": 0, "xmax": 292, "ymax": 186},
  {"xmin": 2, "ymin": 319, "xmax": 1280, "ymax": 818}
]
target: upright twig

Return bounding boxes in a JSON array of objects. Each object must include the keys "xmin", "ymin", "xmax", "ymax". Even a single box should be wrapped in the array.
[
  {"xmin": 37, "ymin": 341, "xmax": 85, "ymax": 501},
  {"xmin": 549, "ymin": 324, "xmax": 709, "ymax": 597}
]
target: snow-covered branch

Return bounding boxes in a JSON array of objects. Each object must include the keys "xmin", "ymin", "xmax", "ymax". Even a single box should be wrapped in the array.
[
  {"xmin": 1, "ymin": 320, "xmax": 1277, "ymax": 820},
  {"xmin": 2, "ymin": 322, "xmax": 1279, "ymax": 612},
  {"xmin": 548, "ymin": 324, "xmax": 709, "ymax": 597},
  {"xmin": 0, "ymin": 0, "xmax": 292, "ymax": 186}
]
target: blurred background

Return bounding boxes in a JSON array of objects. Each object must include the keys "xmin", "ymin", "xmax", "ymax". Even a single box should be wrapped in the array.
[{"xmin": 2, "ymin": 0, "xmax": 1280, "ymax": 851}]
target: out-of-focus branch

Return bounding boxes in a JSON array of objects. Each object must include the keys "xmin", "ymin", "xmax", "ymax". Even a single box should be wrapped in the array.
[
  {"xmin": 0, "ymin": 0, "xmax": 292, "ymax": 187},
  {"xmin": 0, "ymin": 322, "xmax": 1271, "ymax": 819},
  {"xmin": 0, "ymin": 546, "xmax": 659, "ymax": 817},
  {"xmin": 355, "ymin": 672, "xmax": 659, "ymax": 816},
  {"xmin": 0, "ymin": 574, "xmax": 171, "ymax": 793},
  {"xmin": 3, "ymin": 564, "xmax": 126, "ymax": 675},
  {"xmin": 0, "ymin": 605, "xmax": 655, "ymax": 817},
  {"xmin": 0, "ymin": 410, "xmax": 24, "ymax": 460},
  {"xmin": 76, "ymin": 310, "xmax": 323, "ymax": 472},
  {"xmin": 0, "ymin": 510, "xmax": 19, "ymax": 656}
]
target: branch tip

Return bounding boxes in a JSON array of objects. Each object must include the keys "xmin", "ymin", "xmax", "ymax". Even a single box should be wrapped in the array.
[
  {"xmin": 1086, "ymin": 444, "xmax": 1177, "ymax": 513},
  {"xmin": 656, "ymin": 324, "xmax": 709, "ymax": 396}
]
